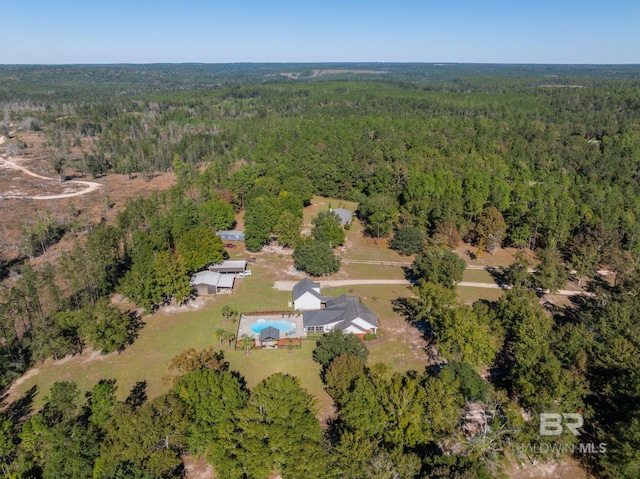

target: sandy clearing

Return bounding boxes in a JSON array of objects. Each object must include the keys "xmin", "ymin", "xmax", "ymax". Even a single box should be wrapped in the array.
[{"xmin": 0, "ymin": 154, "xmax": 102, "ymax": 199}]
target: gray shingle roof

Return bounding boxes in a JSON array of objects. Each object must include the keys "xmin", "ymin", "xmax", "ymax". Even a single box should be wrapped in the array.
[
  {"xmin": 303, "ymin": 308, "xmax": 346, "ymax": 327},
  {"xmin": 292, "ymin": 277, "xmax": 322, "ymax": 301},
  {"xmin": 303, "ymin": 295, "xmax": 378, "ymax": 330},
  {"xmin": 331, "ymin": 208, "xmax": 353, "ymax": 226},
  {"xmin": 260, "ymin": 326, "xmax": 280, "ymax": 341}
]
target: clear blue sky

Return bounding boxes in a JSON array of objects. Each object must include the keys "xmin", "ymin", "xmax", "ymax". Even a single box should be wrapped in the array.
[{"xmin": 1, "ymin": 0, "xmax": 638, "ymax": 64}]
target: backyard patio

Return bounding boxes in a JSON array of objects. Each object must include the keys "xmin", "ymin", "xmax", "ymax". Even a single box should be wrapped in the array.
[{"xmin": 237, "ymin": 311, "xmax": 305, "ymax": 349}]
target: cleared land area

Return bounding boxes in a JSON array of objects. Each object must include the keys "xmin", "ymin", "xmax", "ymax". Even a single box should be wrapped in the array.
[
  {"xmin": 7, "ymin": 202, "xmax": 430, "ymax": 418},
  {"xmin": 6, "ymin": 196, "xmax": 594, "ymax": 421}
]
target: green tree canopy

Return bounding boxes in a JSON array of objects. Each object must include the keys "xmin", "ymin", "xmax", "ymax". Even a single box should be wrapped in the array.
[
  {"xmin": 273, "ymin": 210, "xmax": 302, "ymax": 248},
  {"xmin": 534, "ymin": 245, "xmax": 568, "ymax": 293},
  {"xmin": 439, "ymin": 362, "xmax": 489, "ymax": 402},
  {"xmin": 293, "ymin": 238, "xmax": 341, "ymax": 276},
  {"xmin": 323, "ymin": 353, "xmax": 368, "ymax": 405},
  {"xmin": 406, "ymin": 282, "xmax": 501, "ymax": 368},
  {"xmin": 173, "ymin": 369, "xmax": 248, "ymax": 455},
  {"xmin": 200, "ymin": 197, "xmax": 235, "ymax": 231},
  {"xmin": 313, "ymin": 329, "xmax": 369, "ymax": 369},
  {"xmin": 412, "ymin": 247, "xmax": 466, "ymax": 289},
  {"xmin": 233, "ymin": 373, "xmax": 327, "ymax": 479},
  {"xmin": 311, "ymin": 210, "xmax": 345, "ymax": 247},
  {"xmin": 357, "ymin": 194, "xmax": 399, "ymax": 239},
  {"xmin": 94, "ymin": 393, "xmax": 188, "ymax": 479},
  {"xmin": 390, "ymin": 225, "xmax": 425, "ymax": 256},
  {"xmin": 475, "ymin": 206, "xmax": 507, "ymax": 255},
  {"xmin": 175, "ymin": 225, "xmax": 225, "ymax": 273},
  {"xmin": 82, "ymin": 299, "xmax": 137, "ymax": 353}
]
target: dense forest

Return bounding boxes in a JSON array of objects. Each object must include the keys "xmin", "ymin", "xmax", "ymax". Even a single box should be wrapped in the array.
[{"xmin": 0, "ymin": 64, "xmax": 639, "ymax": 478}]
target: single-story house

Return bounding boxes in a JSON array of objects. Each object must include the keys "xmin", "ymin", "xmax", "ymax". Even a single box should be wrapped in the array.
[
  {"xmin": 292, "ymin": 278, "xmax": 378, "ymax": 337},
  {"xmin": 304, "ymin": 294, "xmax": 378, "ymax": 337},
  {"xmin": 330, "ymin": 208, "xmax": 353, "ymax": 226},
  {"xmin": 191, "ymin": 271, "xmax": 235, "ymax": 295},
  {"xmin": 292, "ymin": 277, "xmax": 323, "ymax": 310},
  {"xmin": 216, "ymin": 230, "xmax": 245, "ymax": 241},
  {"xmin": 208, "ymin": 260, "xmax": 247, "ymax": 274}
]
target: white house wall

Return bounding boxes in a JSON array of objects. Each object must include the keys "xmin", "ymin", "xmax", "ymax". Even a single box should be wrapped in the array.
[
  {"xmin": 294, "ymin": 292, "xmax": 322, "ymax": 310},
  {"xmin": 342, "ymin": 325, "xmax": 365, "ymax": 335},
  {"xmin": 352, "ymin": 317, "xmax": 376, "ymax": 331},
  {"xmin": 323, "ymin": 321, "xmax": 342, "ymax": 331}
]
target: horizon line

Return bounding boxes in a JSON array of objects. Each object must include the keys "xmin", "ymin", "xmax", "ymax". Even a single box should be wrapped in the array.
[{"xmin": 2, "ymin": 61, "xmax": 640, "ymax": 67}]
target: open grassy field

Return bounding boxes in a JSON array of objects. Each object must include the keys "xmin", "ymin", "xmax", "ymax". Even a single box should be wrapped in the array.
[
  {"xmin": 7, "ymin": 196, "xmax": 505, "ymax": 417},
  {"xmin": 457, "ymin": 285, "xmax": 504, "ymax": 303},
  {"xmin": 462, "ymin": 268, "xmax": 500, "ymax": 284}
]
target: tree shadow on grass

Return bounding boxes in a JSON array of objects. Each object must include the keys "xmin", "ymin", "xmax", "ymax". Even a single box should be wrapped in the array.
[
  {"xmin": 391, "ymin": 296, "xmax": 433, "ymax": 338},
  {"xmin": 125, "ymin": 380, "xmax": 147, "ymax": 410},
  {"xmin": 3, "ymin": 385, "xmax": 39, "ymax": 423},
  {"xmin": 401, "ymin": 265, "xmax": 418, "ymax": 284},
  {"xmin": 125, "ymin": 310, "xmax": 145, "ymax": 350},
  {"xmin": 485, "ymin": 266, "xmax": 508, "ymax": 288}
]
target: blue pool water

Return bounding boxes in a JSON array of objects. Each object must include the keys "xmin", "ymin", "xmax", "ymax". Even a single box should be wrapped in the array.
[{"xmin": 250, "ymin": 320, "xmax": 295, "ymax": 334}]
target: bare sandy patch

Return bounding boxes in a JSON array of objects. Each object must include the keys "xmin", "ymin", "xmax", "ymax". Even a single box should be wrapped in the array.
[
  {"xmin": 159, "ymin": 296, "xmax": 209, "ymax": 315},
  {"xmin": 183, "ymin": 455, "xmax": 215, "ymax": 479}
]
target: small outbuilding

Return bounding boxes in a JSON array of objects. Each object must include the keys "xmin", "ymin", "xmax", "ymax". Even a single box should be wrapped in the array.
[
  {"xmin": 330, "ymin": 208, "xmax": 353, "ymax": 226},
  {"xmin": 208, "ymin": 260, "xmax": 247, "ymax": 274},
  {"xmin": 259, "ymin": 326, "xmax": 280, "ymax": 349},
  {"xmin": 216, "ymin": 230, "xmax": 245, "ymax": 241},
  {"xmin": 191, "ymin": 271, "xmax": 235, "ymax": 295}
]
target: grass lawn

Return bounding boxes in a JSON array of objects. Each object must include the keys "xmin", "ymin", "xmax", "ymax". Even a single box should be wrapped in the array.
[
  {"xmin": 8, "ymin": 196, "xmax": 505, "ymax": 417},
  {"xmin": 457, "ymin": 285, "xmax": 504, "ymax": 303},
  {"xmin": 225, "ymin": 342, "xmax": 333, "ymax": 421},
  {"xmin": 340, "ymin": 262, "xmax": 409, "ymax": 280},
  {"xmin": 10, "ymin": 304, "xmax": 224, "ymax": 409},
  {"xmin": 455, "ymin": 244, "xmax": 534, "ymax": 269},
  {"xmin": 303, "ymin": 196, "xmax": 358, "ymax": 231},
  {"xmin": 342, "ymin": 220, "xmax": 413, "ymax": 263},
  {"xmin": 462, "ymin": 268, "xmax": 499, "ymax": 284},
  {"xmin": 8, "ymin": 259, "xmax": 293, "ymax": 409}
]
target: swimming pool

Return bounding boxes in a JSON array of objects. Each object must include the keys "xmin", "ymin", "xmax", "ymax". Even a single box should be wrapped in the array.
[{"xmin": 250, "ymin": 319, "xmax": 296, "ymax": 334}]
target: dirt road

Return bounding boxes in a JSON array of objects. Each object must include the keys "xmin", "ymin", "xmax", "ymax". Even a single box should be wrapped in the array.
[
  {"xmin": 274, "ymin": 279, "xmax": 590, "ymax": 297},
  {"xmin": 274, "ymin": 279, "xmax": 412, "ymax": 291},
  {"xmin": 0, "ymin": 154, "xmax": 102, "ymax": 199}
]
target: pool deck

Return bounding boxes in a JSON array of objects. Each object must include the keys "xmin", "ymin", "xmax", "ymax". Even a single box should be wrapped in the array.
[{"xmin": 238, "ymin": 311, "xmax": 305, "ymax": 341}]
